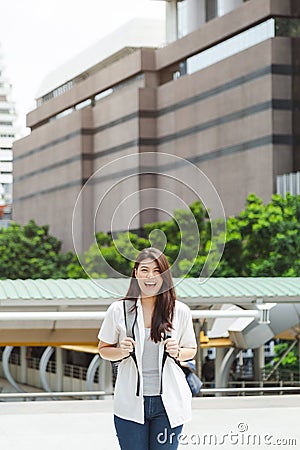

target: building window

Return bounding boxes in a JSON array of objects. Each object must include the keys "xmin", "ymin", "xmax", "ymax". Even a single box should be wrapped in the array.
[
  {"xmin": 206, "ymin": 0, "xmax": 218, "ymax": 21},
  {"xmin": 275, "ymin": 18, "xmax": 300, "ymax": 37},
  {"xmin": 177, "ymin": 0, "xmax": 188, "ymax": 38},
  {"xmin": 186, "ymin": 18, "xmax": 275, "ymax": 75},
  {"xmin": 277, "ymin": 172, "xmax": 300, "ymax": 196},
  {"xmin": 75, "ymin": 99, "xmax": 92, "ymax": 110},
  {"xmin": 170, "ymin": 14, "xmax": 300, "ymax": 81},
  {"xmin": 50, "ymin": 107, "xmax": 74, "ymax": 121},
  {"xmin": 94, "ymin": 89, "xmax": 113, "ymax": 102},
  {"xmin": 37, "ymin": 80, "xmax": 73, "ymax": 106}
]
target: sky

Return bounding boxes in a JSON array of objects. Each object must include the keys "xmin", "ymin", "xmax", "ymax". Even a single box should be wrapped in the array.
[{"xmin": 0, "ymin": 0, "xmax": 165, "ymax": 137}]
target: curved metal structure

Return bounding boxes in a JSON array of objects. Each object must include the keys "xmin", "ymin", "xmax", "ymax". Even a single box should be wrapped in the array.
[
  {"xmin": 2, "ymin": 346, "xmax": 26, "ymax": 393},
  {"xmin": 39, "ymin": 346, "xmax": 55, "ymax": 392},
  {"xmin": 86, "ymin": 355, "xmax": 112, "ymax": 396},
  {"xmin": 227, "ymin": 303, "xmax": 300, "ymax": 349},
  {"xmin": 219, "ymin": 347, "xmax": 239, "ymax": 388},
  {"xmin": 86, "ymin": 354, "xmax": 101, "ymax": 392}
]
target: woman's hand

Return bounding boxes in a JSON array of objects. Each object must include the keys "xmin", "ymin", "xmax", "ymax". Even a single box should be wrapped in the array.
[
  {"xmin": 164, "ymin": 337, "xmax": 180, "ymax": 359},
  {"xmin": 119, "ymin": 337, "xmax": 135, "ymax": 358}
]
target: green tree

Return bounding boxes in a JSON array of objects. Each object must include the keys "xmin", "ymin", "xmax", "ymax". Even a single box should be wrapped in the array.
[
  {"xmin": 68, "ymin": 231, "xmax": 150, "ymax": 278},
  {"xmin": 143, "ymin": 201, "xmax": 210, "ymax": 276},
  {"xmin": 0, "ymin": 220, "xmax": 73, "ymax": 279},
  {"xmin": 66, "ymin": 254, "xmax": 88, "ymax": 278},
  {"xmin": 272, "ymin": 341, "xmax": 298, "ymax": 370},
  {"xmin": 68, "ymin": 194, "xmax": 300, "ymax": 279},
  {"xmin": 214, "ymin": 193, "xmax": 300, "ymax": 277},
  {"xmin": 71, "ymin": 201, "xmax": 210, "ymax": 278},
  {"xmin": 265, "ymin": 340, "xmax": 299, "ymax": 379}
]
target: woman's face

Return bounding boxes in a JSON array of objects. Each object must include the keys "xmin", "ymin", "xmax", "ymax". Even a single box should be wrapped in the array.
[{"xmin": 135, "ymin": 258, "xmax": 164, "ymax": 298}]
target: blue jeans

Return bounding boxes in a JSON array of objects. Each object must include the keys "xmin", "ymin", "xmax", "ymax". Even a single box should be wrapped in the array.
[{"xmin": 114, "ymin": 395, "xmax": 183, "ymax": 450}]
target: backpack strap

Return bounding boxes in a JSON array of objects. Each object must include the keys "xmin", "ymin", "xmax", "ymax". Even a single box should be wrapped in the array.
[
  {"xmin": 160, "ymin": 348, "xmax": 169, "ymax": 394},
  {"xmin": 123, "ymin": 299, "xmax": 140, "ymax": 396},
  {"xmin": 159, "ymin": 331, "xmax": 176, "ymax": 394},
  {"xmin": 123, "ymin": 299, "xmax": 137, "ymax": 339}
]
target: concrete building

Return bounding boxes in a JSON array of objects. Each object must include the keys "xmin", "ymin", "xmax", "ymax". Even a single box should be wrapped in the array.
[
  {"xmin": 13, "ymin": 0, "xmax": 300, "ymax": 252},
  {"xmin": 0, "ymin": 44, "xmax": 16, "ymax": 224},
  {"xmin": 159, "ymin": 0, "xmax": 249, "ymax": 42}
]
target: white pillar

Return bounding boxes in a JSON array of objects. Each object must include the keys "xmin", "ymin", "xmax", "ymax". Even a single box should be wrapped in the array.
[
  {"xmin": 215, "ymin": 347, "xmax": 226, "ymax": 389},
  {"xmin": 56, "ymin": 348, "xmax": 63, "ymax": 392},
  {"xmin": 103, "ymin": 360, "xmax": 113, "ymax": 394},
  {"xmin": 186, "ymin": 0, "xmax": 206, "ymax": 34},
  {"xmin": 194, "ymin": 320, "xmax": 201, "ymax": 376},
  {"xmin": 217, "ymin": 0, "xmax": 243, "ymax": 17},
  {"xmin": 166, "ymin": 0, "xmax": 178, "ymax": 43},
  {"xmin": 20, "ymin": 346, "xmax": 27, "ymax": 384},
  {"xmin": 253, "ymin": 346, "xmax": 265, "ymax": 381}
]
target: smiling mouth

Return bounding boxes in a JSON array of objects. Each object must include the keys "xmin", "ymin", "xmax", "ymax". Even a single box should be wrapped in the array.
[{"xmin": 144, "ymin": 281, "xmax": 157, "ymax": 287}]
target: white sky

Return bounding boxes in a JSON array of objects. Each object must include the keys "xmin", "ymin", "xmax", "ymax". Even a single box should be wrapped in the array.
[{"xmin": 0, "ymin": 0, "xmax": 165, "ymax": 137}]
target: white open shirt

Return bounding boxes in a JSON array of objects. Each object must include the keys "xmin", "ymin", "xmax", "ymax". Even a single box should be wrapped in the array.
[{"xmin": 98, "ymin": 298, "xmax": 197, "ymax": 428}]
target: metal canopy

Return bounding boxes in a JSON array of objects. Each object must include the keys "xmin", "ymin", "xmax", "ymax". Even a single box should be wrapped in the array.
[{"xmin": 0, "ymin": 277, "xmax": 299, "ymax": 304}]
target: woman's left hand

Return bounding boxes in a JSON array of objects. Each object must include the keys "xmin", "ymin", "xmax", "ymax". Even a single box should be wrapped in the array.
[{"xmin": 164, "ymin": 337, "xmax": 180, "ymax": 359}]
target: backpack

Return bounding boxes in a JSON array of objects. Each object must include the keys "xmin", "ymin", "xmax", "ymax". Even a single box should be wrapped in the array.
[
  {"xmin": 110, "ymin": 298, "xmax": 167, "ymax": 395},
  {"xmin": 180, "ymin": 360, "xmax": 203, "ymax": 396},
  {"xmin": 110, "ymin": 299, "xmax": 202, "ymax": 396},
  {"xmin": 111, "ymin": 299, "xmax": 137, "ymax": 387}
]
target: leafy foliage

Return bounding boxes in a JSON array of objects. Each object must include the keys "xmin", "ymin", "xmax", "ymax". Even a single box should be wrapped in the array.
[
  {"xmin": 2, "ymin": 194, "xmax": 300, "ymax": 279},
  {"xmin": 68, "ymin": 201, "xmax": 210, "ymax": 278},
  {"xmin": 272, "ymin": 341, "xmax": 298, "ymax": 369},
  {"xmin": 68, "ymin": 194, "xmax": 300, "ymax": 278},
  {"xmin": 214, "ymin": 193, "xmax": 300, "ymax": 277},
  {"xmin": 0, "ymin": 220, "xmax": 73, "ymax": 279},
  {"xmin": 264, "ymin": 340, "xmax": 299, "ymax": 379}
]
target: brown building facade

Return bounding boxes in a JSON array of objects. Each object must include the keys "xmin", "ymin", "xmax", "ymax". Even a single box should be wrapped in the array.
[{"xmin": 13, "ymin": 0, "xmax": 300, "ymax": 252}]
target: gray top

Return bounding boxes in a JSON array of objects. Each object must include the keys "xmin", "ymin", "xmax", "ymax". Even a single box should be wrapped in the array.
[{"xmin": 142, "ymin": 328, "xmax": 160, "ymax": 396}]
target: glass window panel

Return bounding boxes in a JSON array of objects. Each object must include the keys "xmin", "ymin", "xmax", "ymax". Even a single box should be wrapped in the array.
[
  {"xmin": 187, "ymin": 19, "xmax": 275, "ymax": 75},
  {"xmin": 206, "ymin": 0, "xmax": 218, "ymax": 21}
]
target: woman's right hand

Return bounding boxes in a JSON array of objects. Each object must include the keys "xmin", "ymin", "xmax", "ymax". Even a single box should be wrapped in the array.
[{"xmin": 120, "ymin": 337, "xmax": 135, "ymax": 357}]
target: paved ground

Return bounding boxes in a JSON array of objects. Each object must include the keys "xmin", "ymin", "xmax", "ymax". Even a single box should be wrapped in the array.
[{"xmin": 0, "ymin": 395, "xmax": 299, "ymax": 449}]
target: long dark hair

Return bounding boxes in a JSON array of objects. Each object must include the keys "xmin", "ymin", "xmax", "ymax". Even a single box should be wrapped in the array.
[{"xmin": 124, "ymin": 247, "xmax": 176, "ymax": 343}]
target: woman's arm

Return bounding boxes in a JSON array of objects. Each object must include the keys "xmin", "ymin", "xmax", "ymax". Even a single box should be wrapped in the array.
[
  {"xmin": 165, "ymin": 338, "xmax": 197, "ymax": 361},
  {"xmin": 98, "ymin": 337, "xmax": 135, "ymax": 361},
  {"xmin": 176, "ymin": 346, "xmax": 197, "ymax": 362}
]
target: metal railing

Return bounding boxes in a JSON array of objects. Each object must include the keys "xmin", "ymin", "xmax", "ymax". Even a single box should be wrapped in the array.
[
  {"xmin": 0, "ymin": 309, "xmax": 262, "ymax": 321},
  {"xmin": 201, "ymin": 380, "xmax": 300, "ymax": 396},
  {"xmin": 64, "ymin": 364, "xmax": 88, "ymax": 380},
  {"xmin": 12, "ymin": 356, "xmax": 90, "ymax": 380},
  {"xmin": 0, "ymin": 390, "xmax": 105, "ymax": 400},
  {"xmin": 0, "ymin": 351, "xmax": 21, "ymax": 366},
  {"xmin": 200, "ymin": 386, "xmax": 300, "ymax": 396},
  {"xmin": 0, "ymin": 386, "xmax": 299, "ymax": 401},
  {"xmin": 262, "ymin": 367, "xmax": 300, "ymax": 382},
  {"xmin": 1, "ymin": 351, "xmax": 299, "ymax": 394}
]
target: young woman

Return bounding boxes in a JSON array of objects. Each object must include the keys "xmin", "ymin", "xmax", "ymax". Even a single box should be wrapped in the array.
[{"xmin": 98, "ymin": 247, "xmax": 197, "ymax": 450}]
